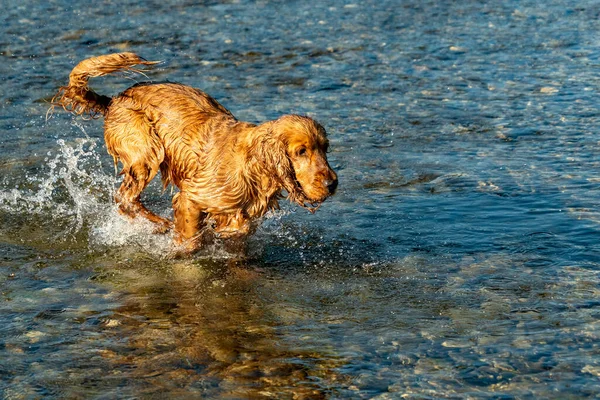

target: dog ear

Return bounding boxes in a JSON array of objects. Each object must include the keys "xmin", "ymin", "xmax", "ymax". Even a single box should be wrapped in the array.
[{"xmin": 256, "ymin": 129, "xmax": 306, "ymax": 205}]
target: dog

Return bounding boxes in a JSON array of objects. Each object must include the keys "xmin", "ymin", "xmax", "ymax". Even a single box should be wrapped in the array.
[{"xmin": 52, "ymin": 53, "xmax": 337, "ymax": 252}]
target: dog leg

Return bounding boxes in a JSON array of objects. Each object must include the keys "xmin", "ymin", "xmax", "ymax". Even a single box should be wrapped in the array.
[
  {"xmin": 173, "ymin": 191, "xmax": 206, "ymax": 252},
  {"xmin": 211, "ymin": 212, "xmax": 251, "ymax": 257},
  {"xmin": 105, "ymin": 107, "xmax": 172, "ymax": 233},
  {"xmin": 212, "ymin": 212, "xmax": 252, "ymax": 237},
  {"xmin": 115, "ymin": 163, "xmax": 173, "ymax": 233}
]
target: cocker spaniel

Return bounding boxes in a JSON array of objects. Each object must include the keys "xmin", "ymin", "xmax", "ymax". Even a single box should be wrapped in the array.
[{"xmin": 52, "ymin": 53, "xmax": 337, "ymax": 252}]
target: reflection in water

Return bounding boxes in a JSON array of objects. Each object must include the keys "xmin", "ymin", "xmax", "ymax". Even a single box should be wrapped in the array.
[
  {"xmin": 93, "ymin": 259, "xmax": 344, "ymax": 398},
  {"xmin": 3, "ymin": 0, "xmax": 600, "ymax": 397}
]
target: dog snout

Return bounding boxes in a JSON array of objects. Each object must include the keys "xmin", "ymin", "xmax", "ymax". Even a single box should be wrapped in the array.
[
  {"xmin": 326, "ymin": 179, "xmax": 338, "ymax": 194},
  {"xmin": 323, "ymin": 173, "xmax": 338, "ymax": 195}
]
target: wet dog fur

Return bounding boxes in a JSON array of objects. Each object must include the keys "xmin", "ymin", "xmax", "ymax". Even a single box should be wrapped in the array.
[{"xmin": 52, "ymin": 52, "xmax": 337, "ymax": 252}]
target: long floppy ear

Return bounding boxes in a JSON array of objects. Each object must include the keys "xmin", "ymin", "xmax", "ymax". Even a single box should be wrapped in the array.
[{"xmin": 255, "ymin": 128, "xmax": 306, "ymax": 206}]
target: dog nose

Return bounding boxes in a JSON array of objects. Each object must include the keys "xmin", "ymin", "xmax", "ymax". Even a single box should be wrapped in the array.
[{"xmin": 324, "ymin": 178, "xmax": 338, "ymax": 194}]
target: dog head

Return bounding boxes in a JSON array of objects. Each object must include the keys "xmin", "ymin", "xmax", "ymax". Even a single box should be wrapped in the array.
[{"xmin": 266, "ymin": 115, "xmax": 338, "ymax": 209}]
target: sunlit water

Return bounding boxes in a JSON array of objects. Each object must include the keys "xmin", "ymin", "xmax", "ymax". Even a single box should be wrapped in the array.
[{"xmin": 2, "ymin": 0, "xmax": 600, "ymax": 398}]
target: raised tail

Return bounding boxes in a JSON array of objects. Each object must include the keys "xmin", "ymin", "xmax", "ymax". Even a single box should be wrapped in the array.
[{"xmin": 52, "ymin": 52, "xmax": 159, "ymax": 118}]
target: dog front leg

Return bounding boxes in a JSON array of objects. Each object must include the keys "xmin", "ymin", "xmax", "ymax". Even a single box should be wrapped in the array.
[
  {"xmin": 173, "ymin": 192, "xmax": 206, "ymax": 252},
  {"xmin": 212, "ymin": 212, "xmax": 252, "ymax": 257}
]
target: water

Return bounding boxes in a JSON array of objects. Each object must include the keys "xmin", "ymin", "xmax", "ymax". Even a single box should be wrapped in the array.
[{"xmin": 2, "ymin": 0, "xmax": 600, "ymax": 398}]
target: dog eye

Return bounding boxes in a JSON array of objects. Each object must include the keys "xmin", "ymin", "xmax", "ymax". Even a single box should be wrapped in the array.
[{"xmin": 297, "ymin": 147, "xmax": 307, "ymax": 156}]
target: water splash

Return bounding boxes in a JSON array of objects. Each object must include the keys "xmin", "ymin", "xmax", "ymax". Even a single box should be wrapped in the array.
[
  {"xmin": 0, "ymin": 131, "xmax": 174, "ymax": 254},
  {"xmin": 89, "ymin": 211, "xmax": 175, "ymax": 256},
  {"xmin": 0, "ymin": 136, "xmax": 112, "ymax": 227}
]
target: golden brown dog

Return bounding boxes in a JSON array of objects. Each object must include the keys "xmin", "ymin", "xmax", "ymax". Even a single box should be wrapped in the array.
[{"xmin": 52, "ymin": 53, "xmax": 337, "ymax": 251}]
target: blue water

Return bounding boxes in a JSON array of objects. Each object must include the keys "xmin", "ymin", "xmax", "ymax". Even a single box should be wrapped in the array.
[{"xmin": 2, "ymin": 0, "xmax": 600, "ymax": 398}]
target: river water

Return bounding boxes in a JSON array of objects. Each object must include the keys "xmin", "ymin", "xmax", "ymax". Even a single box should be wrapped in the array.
[{"xmin": 2, "ymin": 0, "xmax": 600, "ymax": 398}]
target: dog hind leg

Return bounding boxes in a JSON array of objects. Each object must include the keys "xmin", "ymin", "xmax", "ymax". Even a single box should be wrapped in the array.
[
  {"xmin": 115, "ymin": 164, "xmax": 172, "ymax": 233},
  {"xmin": 105, "ymin": 109, "xmax": 172, "ymax": 233}
]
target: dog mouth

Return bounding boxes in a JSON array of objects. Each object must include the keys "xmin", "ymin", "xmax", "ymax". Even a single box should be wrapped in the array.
[
  {"xmin": 293, "ymin": 180, "xmax": 330, "ymax": 213},
  {"xmin": 300, "ymin": 198, "xmax": 324, "ymax": 214}
]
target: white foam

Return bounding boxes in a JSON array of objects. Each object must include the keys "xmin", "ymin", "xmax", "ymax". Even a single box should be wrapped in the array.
[
  {"xmin": 89, "ymin": 207, "xmax": 175, "ymax": 256},
  {"xmin": 0, "ymin": 135, "xmax": 177, "ymax": 254}
]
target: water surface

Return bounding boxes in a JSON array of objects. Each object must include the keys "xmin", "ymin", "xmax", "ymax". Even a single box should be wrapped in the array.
[{"xmin": 2, "ymin": 0, "xmax": 600, "ymax": 398}]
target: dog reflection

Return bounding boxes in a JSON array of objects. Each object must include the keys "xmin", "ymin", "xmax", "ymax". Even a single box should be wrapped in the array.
[{"xmin": 97, "ymin": 261, "xmax": 342, "ymax": 397}]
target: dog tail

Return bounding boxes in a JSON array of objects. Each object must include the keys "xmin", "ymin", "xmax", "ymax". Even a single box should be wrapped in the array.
[{"xmin": 51, "ymin": 52, "xmax": 159, "ymax": 118}]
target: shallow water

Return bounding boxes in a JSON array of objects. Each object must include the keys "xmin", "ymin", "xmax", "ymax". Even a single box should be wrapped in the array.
[{"xmin": 2, "ymin": 0, "xmax": 600, "ymax": 398}]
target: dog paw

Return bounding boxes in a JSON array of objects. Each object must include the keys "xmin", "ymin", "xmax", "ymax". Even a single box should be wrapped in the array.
[{"xmin": 152, "ymin": 220, "xmax": 174, "ymax": 234}]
